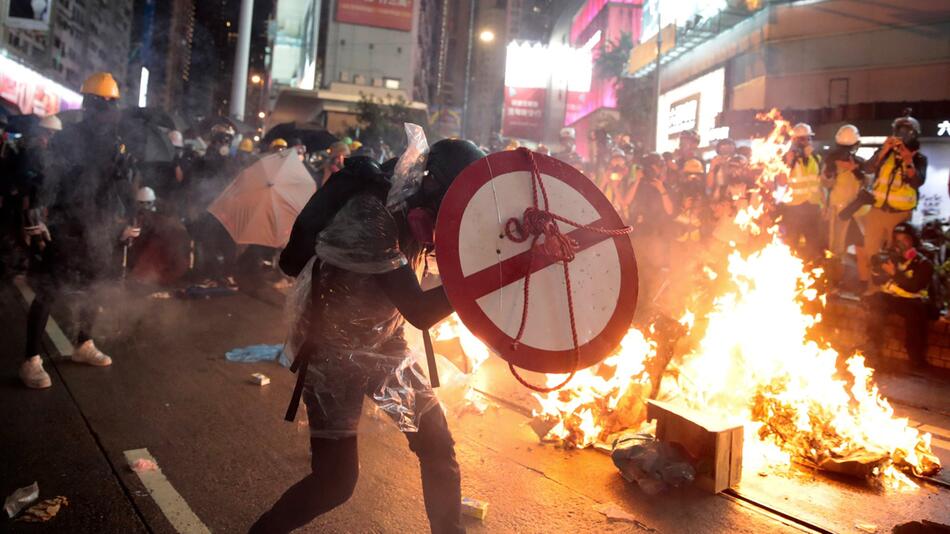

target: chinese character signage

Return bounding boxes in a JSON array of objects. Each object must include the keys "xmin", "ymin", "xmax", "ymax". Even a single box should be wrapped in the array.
[
  {"xmin": 0, "ymin": 55, "xmax": 82, "ymax": 116},
  {"xmin": 336, "ymin": 0, "xmax": 414, "ymax": 32},
  {"xmin": 503, "ymin": 87, "xmax": 546, "ymax": 141}
]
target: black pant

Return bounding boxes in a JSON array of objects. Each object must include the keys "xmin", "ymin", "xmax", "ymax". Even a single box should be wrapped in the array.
[
  {"xmin": 781, "ymin": 203, "xmax": 824, "ymax": 261},
  {"xmin": 249, "ymin": 405, "xmax": 464, "ymax": 534},
  {"xmin": 25, "ymin": 286, "xmax": 97, "ymax": 358},
  {"xmin": 867, "ymin": 293, "xmax": 930, "ymax": 367}
]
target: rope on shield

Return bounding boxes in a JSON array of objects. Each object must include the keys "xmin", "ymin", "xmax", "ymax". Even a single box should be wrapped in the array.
[{"xmin": 503, "ymin": 147, "xmax": 632, "ymax": 393}]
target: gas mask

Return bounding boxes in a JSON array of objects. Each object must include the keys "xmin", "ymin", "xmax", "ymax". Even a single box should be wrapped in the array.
[{"xmin": 895, "ymin": 125, "xmax": 917, "ymax": 146}]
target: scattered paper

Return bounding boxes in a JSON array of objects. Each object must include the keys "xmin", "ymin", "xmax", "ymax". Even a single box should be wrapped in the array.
[
  {"xmin": 855, "ymin": 522, "xmax": 878, "ymax": 533},
  {"xmin": 131, "ymin": 458, "xmax": 159, "ymax": 473},
  {"xmin": 4, "ymin": 482, "xmax": 39, "ymax": 518},
  {"xmin": 18, "ymin": 496, "xmax": 68, "ymax": 522},
  {"xmin": 251, "ymin": 373, "xmax": 271, "ymax": 386},
  {"xmin": 593, "ymin": 502, "xmax": 656, "ymax": 531}
]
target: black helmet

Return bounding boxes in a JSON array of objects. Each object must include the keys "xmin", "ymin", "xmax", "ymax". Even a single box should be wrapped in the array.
[
  {"xmin": 892, "ymin": 108, "xmax": 921, "ymax": 144},
  {"xmin": 418, "ymin": 139, "xmax": 485, "ymax": 210},
  {"xmin": 892, "ymin": 222, "xmax": 921, "ymax": 247}
]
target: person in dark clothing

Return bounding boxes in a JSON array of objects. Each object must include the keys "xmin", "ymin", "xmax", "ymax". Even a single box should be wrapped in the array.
[
  {"xmin": 251, "ymin": 140, "xmax": 485, "ymax": 534},
  {"xmin": 866, "ymin": 222, "xmax": 934, "ymax": 368},
  {"xmin": 19, "ymin": 72, "xmax": 136, "ymax": 388}
]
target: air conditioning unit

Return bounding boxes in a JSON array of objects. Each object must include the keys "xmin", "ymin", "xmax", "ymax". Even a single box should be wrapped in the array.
[
  {"xmin": 371, "ymin": 77, "xmax": 383, "ymax": 88},
  {"xmin": 353, "ymin": 74, "xmax": 367, "ymax": 85},
  {"xmin": 339, "ymin": 70, "xmax": 351, "ymax": 83}
]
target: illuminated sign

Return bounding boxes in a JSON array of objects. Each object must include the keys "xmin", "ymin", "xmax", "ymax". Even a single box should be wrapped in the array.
[
  {"xmin": 656, "ymin": 67, "xmax": 725, "ymax": 152},
  {"xmin": 336, "ymin": 0, "xmax": 414, "ymax": 32},
  {"xmin": 138, "ymin": 67, "xmax": 149, "ymax": 108},
  {"xmin": 0, "ymin": 54, "xmax": 82, "ymax": 116},
  {"xmin": 938, "ymin": 120, "xmax": 950, "ymax": 137}
]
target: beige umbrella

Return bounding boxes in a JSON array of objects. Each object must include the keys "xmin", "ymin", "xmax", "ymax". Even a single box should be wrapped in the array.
[{"xmin": 208, "ymin": 151, "xmax": 316, "ymax": 248}]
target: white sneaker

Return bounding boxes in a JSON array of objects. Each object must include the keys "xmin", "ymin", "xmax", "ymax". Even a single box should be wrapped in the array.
[
  {"xmin": 71, "ymin": 340, "xmax": 113, "ymax": 367},
  {"xmin": 20, "ymin": 356, "xmax": 52, "ymax": 389}
]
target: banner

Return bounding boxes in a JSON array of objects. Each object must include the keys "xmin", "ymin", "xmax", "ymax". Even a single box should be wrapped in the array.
[
  {"xmin": 502, "ymin": 87, "xmax": 545, "ymax": 141},
  {"xmin": 0, "ymin": 55, "xmax": 83, "ymax": 116},
  {"xmin": 6, "ymin": 0, "xmax": 53, "ymax": 31},
  {"xmin": 336, "ymin": 0, "xmax": 413, "ymax": 32}
]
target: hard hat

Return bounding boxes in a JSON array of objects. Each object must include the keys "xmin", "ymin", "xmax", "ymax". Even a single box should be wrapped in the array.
[
  {"xmin": 238, "ymin": 138, "xmax": 254, "ymax": 153},
  {"xmin": 892, "ymin": 109, "xmax": 921, "ymax": 135},
  {"xmin": 270, "ymin": 138, "xmax": 288, "ymax": 149},
  {"xmin": 342, "ymin": 136, "xmax": 353, "ymax": 145},
  {"xmin": 791, "ymin": 123, "xmax": 814, "ymax": 138},
  {"xmin": 80, "ymin": 72, "xmax": 120, "ymax": 100},
  {"xmin": 834, "ymin": 124, "xmax": 860, "ymax": 147},
  {"xmin": 136, "ymin": 186, "xmax": 157, "ymax": 203},
  {"xmin": 38, "ymin": 115, "xmax": 62, "ymax": 131},
  {"xmin": 559, "ymin": 127, "xmax": 576, "ymax": 140},
  {"xmin": 426, "ymin": 139, "xmax": 486, "ymax": 193},
  {"xmin": 211, "ymin": 123, "xmax": 236, "ymax": 137},
  {"xmin": 350, "ymin": 140, "xmax": 363, "ymax": 150},
  {"xmin": 167, "ymin": 130, "xmax": 184, "ymax": 148},
  {"xmin": 681, "ymin": 158, "xmax": 705, "ymax": 175}
]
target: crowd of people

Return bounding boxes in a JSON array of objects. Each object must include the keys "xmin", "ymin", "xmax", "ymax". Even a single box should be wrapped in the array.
[{"xmin": 539, "ymin": 113, "xmax": 935, "ymax": 368}]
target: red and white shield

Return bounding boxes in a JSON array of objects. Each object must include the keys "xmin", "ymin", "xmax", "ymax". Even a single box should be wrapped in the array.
[{"xmin": 435, "ymin": 150, "xmax": 638, "ymax": 375}]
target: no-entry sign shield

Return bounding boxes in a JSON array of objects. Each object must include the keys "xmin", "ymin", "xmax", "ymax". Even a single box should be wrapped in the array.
[{"xmin": 435, "ymin": 150, "xmax": 638, "ymax": 375}]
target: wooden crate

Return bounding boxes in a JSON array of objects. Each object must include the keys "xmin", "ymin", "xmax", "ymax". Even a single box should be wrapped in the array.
[{"xmin": 647, "ymin": 399, "xmax": 744, "ymax": 493}]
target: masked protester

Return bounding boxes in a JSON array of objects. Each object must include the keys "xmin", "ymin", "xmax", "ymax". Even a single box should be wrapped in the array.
[
  {"xmin": 822, "ymin": 124, "xmax": 867, "ymax": 259},
  {"xmin": 865, "ymin": 223, "xmax": 934, "ymax": 368},
  {"xmin": 253, "ymin": 140, "xmax": 485, "ymax": 534},
  {"xmin": 553, "ymin": 127, "xmax": 583, "ymax": 168},
  {"xmin": 18, "ymin": 72, "xmax": 136, "ymax": 389},
  {"xmin": 777, "ymin": 122, "xmax": 824, "ymax": 260},
  {"xmin": 857, "ymin": 110, "xmax": 928, "ymax": 289},
  {"xmin": 236, "ymin": 137, "xmax": 257, "ymax": 167},
  {"xmin": 321, "ymin": 141, "xmax": 350, "ymax": 186},
  {"xmin": 706, "ymin": 138, "xmax": 736, "ymax": 196}
]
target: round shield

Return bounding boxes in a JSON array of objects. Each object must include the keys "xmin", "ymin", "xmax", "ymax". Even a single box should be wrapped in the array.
[{"xmin": 435, "ymin": 150, "xmax": 638, "ymax": 374}]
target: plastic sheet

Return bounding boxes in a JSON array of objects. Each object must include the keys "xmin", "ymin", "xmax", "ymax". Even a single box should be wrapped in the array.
[
  {"xmin": 225, "ymin": 344, "xmax": 287, "ymax": 365},
  {"xmin": 611, "ymin": 434, "xmax": 696, "ymax": 495},
  {"xmin": 386, "ymin": 123, "xmax": 429, "ymax": 211},
  {"xmin": 4, "ymin": 482, "xmax": 39, "ymax": 518},
  {"xmin": 284, "ymin": 191, "xmax": 436, "ymax": 438}
]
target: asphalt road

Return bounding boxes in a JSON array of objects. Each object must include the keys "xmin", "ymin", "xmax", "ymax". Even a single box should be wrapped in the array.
[{"xmin": 1, "ymin": 277, "xmax": 948, "ymax": 533}]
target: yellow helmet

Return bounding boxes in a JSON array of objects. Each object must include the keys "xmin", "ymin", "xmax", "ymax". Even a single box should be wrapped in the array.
[
  {"xmin": 238, "ymin": 138, "xmax": 254, "ymax": 153},
  {"xmin": 682, "ymin": 158, "xmax": 705, "ymax": 175},
  {"xmin": 269, "ymin": 138, "xmax": 288, "ymax": 150},
  {"xmin": 80, "ymin": 72, "xmax": 120, "ymax": 100},
  {"xmin": 350, "ymin": 140, "xmax": 363, "ymax": 151}
]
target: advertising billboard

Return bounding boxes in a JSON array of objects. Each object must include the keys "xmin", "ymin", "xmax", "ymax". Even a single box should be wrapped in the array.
[
  {"xmin": 656, "ymin": 67, "xmax": 725, "ymax": 153},
  {"xmin": 5, "ymin": 0, "xmax": 53, "ymax": 31},
  {"xmin": 336, "ymin": 0, "xmax": 414, "ymax": 32},
  {"xmin": 502, "ymin": 87, "xmax": 546, "ymax": 140},
  {"xmin": 0, "ymin": 55, "xmax": 82, "ymax": 116}
]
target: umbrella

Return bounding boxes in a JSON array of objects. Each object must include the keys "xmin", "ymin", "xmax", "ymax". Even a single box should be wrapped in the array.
[
  {"xmin": 118, "ymin": 116, "xmax": 175, "ymax": 163},
  {"xmin": 263, "ymin": 122, "xmax": 337, "ymax": 154},
  {"xmin": 198, "ymin": 115, "xmax": 256, "ymax": 135},
  {"xmin": 207, "ymin": 150, "xmax": 316, "ymax": 248},
  {"xmin": 124, "ymin": 107, "xmax": 187, "ymax": 131}
]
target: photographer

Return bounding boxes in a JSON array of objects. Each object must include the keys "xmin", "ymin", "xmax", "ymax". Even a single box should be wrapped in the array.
[
  {"xmin": 823, "ymin": 124, "xmax": 866, "ymax": 258},
  {"xmin": 778, "ymin": 123, "xmax": 824, "ymax": 261},
  {"xmin": 857, "ymin": 110, "xmax": 927, "ymax": 287},
  {"xmin": 865, "ymin": 223, "xmax": 933, "ymax": 368}
]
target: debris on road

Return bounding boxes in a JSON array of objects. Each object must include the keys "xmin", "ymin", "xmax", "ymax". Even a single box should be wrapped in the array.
[
  {"xmin": 854, "ymin": 522, "xmax": 878, "ymax": 533},
  {"xmin": 130, "ymin": 458, "xmax": 159, "ymax": 473},
  {"xmin": 593, "ymin": 502, "xmax": 657, "ymax": 531},
  {"xmin": 460, "ymin": 497, "xmax": 488, "ymax": 521},
  {"xmin": 225, "ymin": 344, "xmax": 284, "ymax": 363},
  {"xmin": 17, "ymin": 496, "xmax": 68, "ymax": 523},
  {"xmin": 4, "ymin": 481, "xmax": 39, "ymax": 518},
  {"xmin": 251, "ymin": 372, "xmax": 271, "ymax": 386},
  {"xmin": 611, "ymin": 433, "xmax": 695, "ymax": 495},
  {"xmin": 148, "ymin": 291, "xmax": 172, "ymax": 299}
]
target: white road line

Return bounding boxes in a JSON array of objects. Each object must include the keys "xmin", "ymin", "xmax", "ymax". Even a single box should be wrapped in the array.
[
  {"xmin": 12, "ymin": 276, "xmax": 73, "ymax": 357},
  {"xmin": 124, "ymin": 449, "xmax": 211, "ymax": 534}
]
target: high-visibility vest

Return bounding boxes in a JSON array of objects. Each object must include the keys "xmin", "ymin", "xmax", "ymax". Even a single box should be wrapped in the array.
[
  {"xmin": 828, "ymin": 162, "xmax": 862, "ymax": 209},
  {"xmin": 786, "ymin": 155, "xmax": 822, "ymax": 206},
  {"xmin": 872, "ymin": 151, "xmax": 917, "ymax": 211}
]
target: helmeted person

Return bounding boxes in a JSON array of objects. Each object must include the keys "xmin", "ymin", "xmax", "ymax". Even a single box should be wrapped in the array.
[
  {"xmin": 706, "ymin": 138, "xmax": 736, "ymax": 196},
  {"xmin": 674, "ymin": 129, "xmax": 703, "ymax": 172},
  {"xmin": 251, "ymin": 139, "xmax": 486, "ymax": 534},
  {"xmin": 269, "ymin": 137, "xmax": 288, "ymax": 153},
  {"xmin": 320, "ymin": 141, "xmax": 350, "ymax": 186},
  {"xmin": 858, "ymin": 110, "xmax": 928, "ymax": 288},
  {"xmin": 553, "ymin": 127, "xmax": 583, "ymax": 167},
  {"xmin": 19, "ymin": 72, "xmax": 137, "ymax": 389},
  {"xmin": 822, "ymin": 124, "xmax": 867, "ymax": 258},
  {"xmin": 778, "ymin": 122, "xmax": 824, "ymax": 260},
  {"xmin": 865, "ymin": 222, "xmax": 934, "ymax": 368},
  {"xmin": 236, "ymin": 137, "xmax": 257, "ymax": 167}
]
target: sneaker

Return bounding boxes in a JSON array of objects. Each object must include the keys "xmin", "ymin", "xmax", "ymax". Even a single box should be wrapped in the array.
[
  {"xmin": 20, "ymin": 355, "xmax": 52, "ymax": 389},
  {"xmin": 71, "ymin": 340, "xmax": 113, "ymax": 367}
]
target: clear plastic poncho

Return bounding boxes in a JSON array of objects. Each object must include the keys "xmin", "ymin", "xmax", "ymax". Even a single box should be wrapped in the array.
[{"xmin": 284, "ymin": 191, "xmax": 438, "ymax": 439}]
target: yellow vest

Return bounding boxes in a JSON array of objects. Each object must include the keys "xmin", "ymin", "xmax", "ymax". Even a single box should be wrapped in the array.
[
  {"xmin": 786, "ymin": 155, "xmax": 822, "ymax": 206},
  {"xmin": 872, "ymin": 151, "xmax": 917, "ymax": 211}
]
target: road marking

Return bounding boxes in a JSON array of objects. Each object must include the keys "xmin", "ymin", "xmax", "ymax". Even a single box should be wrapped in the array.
[
  {"xmin": 124, "ymin": 448, "xmax": 211, "ymax": 534},
  {"xmin": 12, "ymin": 276, "xmax": 73, "ymax": 357}
]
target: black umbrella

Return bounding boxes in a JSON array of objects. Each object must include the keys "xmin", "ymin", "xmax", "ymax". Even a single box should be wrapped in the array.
[
  {"xmin": 197, "ymin": 115, "xmax": 255, "ymax": 136},
  {"xmin": 123, "ymin": 107, "xmax": 187, "ymax": 131},
  {"xmin": 118, "ymin": 116, "xmax": 175, "ymax": 163},
  {"xmin": 263, "ymin": 122, "xmax": 338, "ymax": 153}
]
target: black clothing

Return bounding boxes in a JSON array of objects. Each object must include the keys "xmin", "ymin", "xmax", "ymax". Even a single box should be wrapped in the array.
[{"xmin": 867, "ymin": 293, "xmax": 930, "ymax": 367}]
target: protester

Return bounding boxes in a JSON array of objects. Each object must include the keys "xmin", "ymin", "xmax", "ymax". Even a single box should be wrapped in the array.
[
  {"xmin": 320, "ymin": 141, "xmax": 350, "ymax": 185},
  {"xmin": 18, "ymin": 72, "xmax": 135, "ymax": 388},
  {"xmin": 237, "ymin": 137, "xmax": 257, "ymax": 167},
  {"xmin": 553, "ymin": 127, "xmax": 583, "ymax": 167},
  {"xmin": 857, "ymin": 110, "xmax": 928, "ymax": 290},
  {"xmin": 866, "ymin": 222, "xmax": 934, "ymax": 368},
  {"xmin": 252, "ymin": 140, "xmax": 486, "ymax": 534},
  {"xmin": 778, "ymin": 122, "xmax": 824, "ymax": 260},
  {"xmin": 629, "ymin": 152, "xmax": 674, "ymax": 305},
  {"xmin": 707, "ymin": 138, "xmax": 736, "ymax": 196}
]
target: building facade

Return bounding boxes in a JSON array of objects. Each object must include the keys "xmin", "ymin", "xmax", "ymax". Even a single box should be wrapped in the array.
[{"xmin": 128, "ymin": 0, "xmax": 196, "ymax": 112}]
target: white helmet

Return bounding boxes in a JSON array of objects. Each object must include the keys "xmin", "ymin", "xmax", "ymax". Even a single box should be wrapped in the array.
[
  {"xmin": 835, "ymin": 124, "xmax": 860, "ymax": 147},
  {"xmin": 39, "ymin": 114, "xmax": 62, "ymax": 131},
  {"xmin": 791, "ymin": 123, "xmax": 814, "ymax": 138},
  {"xmin": 559, "ymin": 127, "xmax": 576, "ymax": 140},
  {"xmin": 136, "ymin": 186, "xmax": 157, "ymax": 203},
  {"xmin": 167, "ymin": 130, "xmax": 184, "ymax": 148}
]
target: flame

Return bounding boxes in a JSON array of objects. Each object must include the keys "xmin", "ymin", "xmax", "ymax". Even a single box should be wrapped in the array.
[{"xmin": 520, "ymin": 110, "xmax": 938, "ymax": 487}]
